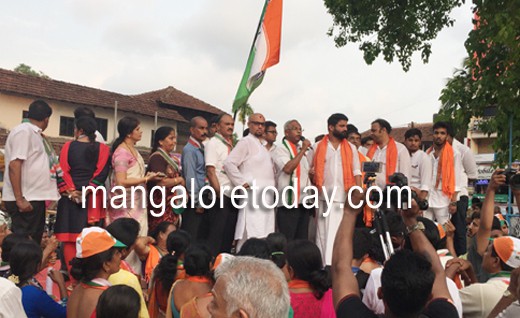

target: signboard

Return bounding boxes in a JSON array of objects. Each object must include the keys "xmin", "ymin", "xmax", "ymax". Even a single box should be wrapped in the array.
[
  {"xmin": 473, "ymin": 193, "xmax": 510, "ymax": 204},
  {"xmin": 477, "ymin": 164, "xmax": 495, "ymax": 180}
]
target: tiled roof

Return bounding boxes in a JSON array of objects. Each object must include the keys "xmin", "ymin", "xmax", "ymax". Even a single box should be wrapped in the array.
[
  {"xmin": 361, "ymin": 122, "xmax": 433, "ymax": 143},
  {"xmin": 135, "ymin": 86, "xmax": 225, "ymax": 115},
  {"xmin": 0, "ymin": 68, "xmax": 224, "ymax": 122}
]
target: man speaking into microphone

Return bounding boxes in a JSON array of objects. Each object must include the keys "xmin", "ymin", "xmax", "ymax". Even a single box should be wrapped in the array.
[{"xmin": 273, "ymin": 120, "xmax": 313, "ymax": 241}]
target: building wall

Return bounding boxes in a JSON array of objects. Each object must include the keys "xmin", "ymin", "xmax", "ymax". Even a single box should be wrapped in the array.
[{"xmin": 0, "ymin": 92, "xmax": 178, "ymax": 149}]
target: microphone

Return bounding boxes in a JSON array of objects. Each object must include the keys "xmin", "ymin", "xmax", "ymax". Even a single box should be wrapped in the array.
[{"xmin": 300, "ymin": 136, "xmax": 313, "ymax": 150}]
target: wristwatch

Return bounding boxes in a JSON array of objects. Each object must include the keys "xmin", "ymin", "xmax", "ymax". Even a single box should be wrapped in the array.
[
  {"xmin": 406, "ymin": 222, "xmax": 425, "ymax": 235},
  {"xmin": 503, "ymin": 289, "xmax": 517, "ymax": 300}
]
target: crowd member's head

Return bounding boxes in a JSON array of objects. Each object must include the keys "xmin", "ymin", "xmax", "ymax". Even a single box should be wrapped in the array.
[
  {"xmin": 404, "ymin": 128, "xmax": 423, "ymax": 154},
  {"xmin": 361, "ymin": 136, "xmax": 374, "ymax": 149},
  {"xmin": 384, "ymin": 210, "xmax": 407, "ymax": 250},
  {"xmin": 266, "ymin": 232, "xmax": 288, "ymax": 269},
  {"xmin": 347, "ymin": 129, "xmax": 362, "ymax": 149},
  {"xmin": 370, "ymin": 119, "xmax": 392, "ymax": 145},
  {"xmin": 96, "ymin": 285, "xmax": 140, "ymax": 318},
  {"xmin": 154, "ymin": 230, "xmax": 191, "ymax": 292},
  {"xmin": 184, "ymin": 245, "xmax": 212, "ymax": 279},
  {"xmin": 264, "ymin": 121, "xmax": 278, "ymax": 145},
  {"xmin": 74, "ymin": 106, "xmax": 96, "ymax": 120},
  {"xmin": 243, "ymin": 128, "xmax": 250, "ymax": 137},
  {"xmin": 209, "ymin": 256, "xmax": 290, "ymax": 318},
  {"xmin": 149, "ymin": 221, "xmax": 176, "ymax": 247},
  {"xmin": 0, "ymin": 216, "xmax": 11, "ymax": 247},
  {"xmin": 8, "ymin": 240, "xmax": 42, "ymax": 286},
  {"xmin": 151, "ymin": 126, "xmax": 176, "ymax": 154},
  {"xmin": 327, "ymin": 113, "xmax": 349, "ymax": 140},
  {"xmin": 494, "ymin": 213, "xmax": 509, "ymax": 235},
  {"xmin": 75, "ymin": 116, "xmax": 99, "ymax": 162},
  {"xmin": 315, "ymin": 134, "xmax": 325, "ymax": 143},
  {"xmin": 380, "ymin": 249, "xmax": 436, "ymax": 317},
  {"xmin": 471, "ymin": 197, "xmax": 482, "ymax": 214},
  {"xmin": 112, "ymin": 116, "xmax": 141, "ymax": 152},
  {"xmin": 237, "ymin": 238, "xmax": 271, "ymax": 260},
  {"xmin": 286, "ymin": 240, "xmax": 330, "ymax": 300},
  {"xmin": 491, "ymin": 216, "xmax": 506, "ymax": 238},
  {"xmin": 106, "ymin": 218, "xmax": 140, "ymax": 260},
  {"xmin": 247, "ymin": 113, "xmax": 266, "ymax": 138},
  {"xmin": 28, "ymin": 99, "xmax": 53, "ymax": 131},
  {"xmin": 432, "ymin": 121, "xmax": 453, "ymax": 148},
  {"xmin": 208, "ymin": 115, "xmax": 220, "ymax": 138},
  {"xmin": 70, "ymin": 227, "xmax": 125, "ymax": 282},
  {"xmin": 216, "ymin": 114, "xmax": 235, "ymax": 139},
  {"xmin": 482, "ymin": 236, "xmax": 520, "ymax": 275},
  {"xmin": 494, "ymin": 206, "xmax": 502, "ymax": 214},
  {"xmin": 352, "ymin": 228, "xmax": 372, "ymax": 266},
  {"xmin": 467, "ymin": 212, "xmax": 480, "ymax": 238},
  {"xmin": 404, "ymin": 217, "xmax": 446, "ymax": 251},
  {"xmin": 283, "ymin": 120, "xmax": 303, "ymax": 145},
  {"xmin": 1, "ymin": 233, "xmax": 30, "ymax": 265},
  {"xmin": 190, "ymin": 116, "xmax": 208, "ymax": 143}
]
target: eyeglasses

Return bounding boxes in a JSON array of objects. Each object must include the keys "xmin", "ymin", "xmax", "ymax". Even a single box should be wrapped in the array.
[
  {"xmin": 287, "ymin": 128, "xmax": 304, "ymax": 132},
  {"xmin": 250, "ymin": 121, "xmax": 265, "ymax": 126},
  {"xmin": 266, "ymin": 130, "xmax": 278, "ymax": 134}
]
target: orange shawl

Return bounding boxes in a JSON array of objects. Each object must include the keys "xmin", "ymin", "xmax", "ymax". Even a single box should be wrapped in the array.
[
  {"xmin": 366, "ymin": 137, "xmax": 398, "ymax": 183},
  {"xmin": 427, "ymin": 142, "xmax": 456, "ymax": 198},
  {"xmin": 145, "ymin": 245, "xmax": 162, "ymax": 283},
  {"xmin": 313, "ymin": 135, "xmax": 355, "ymax": 191}
]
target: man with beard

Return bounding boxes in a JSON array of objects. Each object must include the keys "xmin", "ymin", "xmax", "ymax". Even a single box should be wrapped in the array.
[
  {"xmin": 404, "ymin": 128, "xmax": 432, "ymax": 202},
  {"xmin": 425, "ymin": 121, "xmax": 462, "ymax": 225},
  {"xmin": 181, "ymin": 116, "xmax": 208, "ymax": 241},
  {"xmin": 273, "ymin": 119, "xmax": 312, "ymax": 241},
  {"xmin": 310, "ymin": 113, "xmax": 361, "ymax": 266},
  {"xmin": 367, "ymin": 118, "xmax": 411, "ymax": 189},
  {"xmin": 224, "ymin": 113, "xmax": 276, "ymax": 251},
  {"xmin": 204, "ymin": 114, "xmax": 239, "ymax": 255}
]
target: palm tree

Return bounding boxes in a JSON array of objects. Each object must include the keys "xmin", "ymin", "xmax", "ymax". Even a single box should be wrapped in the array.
[{"xmin": 237, "ymin": 103, "xmax": 254, "ymax": 132}]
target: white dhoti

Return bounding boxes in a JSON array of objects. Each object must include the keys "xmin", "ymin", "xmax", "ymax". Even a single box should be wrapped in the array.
[{"xmin": 315, "ymin": 200, "xmax": 344, "ymax": 266}]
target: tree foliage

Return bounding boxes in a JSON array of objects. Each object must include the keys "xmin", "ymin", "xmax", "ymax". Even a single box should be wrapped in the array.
[
  {"xmin": 324, "ymin": 0, "xmax": 464, "ymax": 71},
  {"xmin": 13, "ymin": 63, "xmax": 50, "ymax": 79},
  {"xmin": 439, "ymin": 0, "xmax": 520, "ymax": 165},
  {"xmin": 237, "ymin": 102, "xmax": 254, "ymax": 132}
]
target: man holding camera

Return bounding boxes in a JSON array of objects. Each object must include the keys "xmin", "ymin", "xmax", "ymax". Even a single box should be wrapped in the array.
[{"xmin": 367, "ymin": 118, "xmax": 411, "ymax": 190}]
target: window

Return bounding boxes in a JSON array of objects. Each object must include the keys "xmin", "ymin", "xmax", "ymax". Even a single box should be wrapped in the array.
[
  {"xmin": 59, "ymin": 116, "xmax": 75, "ymax": 137},
  {"xmin": 59, "ymin": 116, "xmax": 108, "ymax": 139}
]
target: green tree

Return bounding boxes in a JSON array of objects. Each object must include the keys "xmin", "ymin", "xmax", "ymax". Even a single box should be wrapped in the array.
[
  {"xmin": 237, "ymin": 102, "xmax": 254, "ymax": 132},
  {"xmin": 13, "ymin": 63, "xmax": 50, "ymax": 79},
  {"xmin": 439, "ymin": 0, "xmax": 520, "ymax": 165},
  {"xmin": 323, "ymin": 0, "xmax": 464, "ymax": 71}
]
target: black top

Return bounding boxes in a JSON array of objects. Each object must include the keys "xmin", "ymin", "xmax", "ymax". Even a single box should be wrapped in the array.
[{"xmin": 336, "ymin": 295, "xmax": 458, "ymax": 318}]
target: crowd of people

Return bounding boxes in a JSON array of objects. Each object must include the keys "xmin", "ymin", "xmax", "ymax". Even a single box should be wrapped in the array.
[{"xmin": 0, "ymin": 98, "xmax": 519, "ymax": 317}]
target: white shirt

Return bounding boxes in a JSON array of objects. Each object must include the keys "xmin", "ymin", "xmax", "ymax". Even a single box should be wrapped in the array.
[
  {"xmin": 409, "ymin": 150, "xmax": 433, "ymax": 192},
  {"xmin": 308, "ymin": 140, "xmax": 361, "ymax": 203},
  {"xmin": 359, "ymin": 146, "xmax": 369, "ymax": 156},
  {"xmin": 205, "ymin": 136, "xmax": 233, "ymax": 197},
  {"xmin": 452, "ymin": 139, "xmax": 478, "ymax": 198},
  {"xmin": 363, "ymin": 266, "xmax": 463, "ymax": 317},
  {"xmin": 0, "ymin": 277, "xmax": 27, "ymax": 318},
  {"xmin": 2, "ymin": 122, "xmax": 60, "ymax": 201},
  {"xmin": 95, "ymin": 130, "xmax": 105, "ymax": 144},
  {"xmin": 371, "ymin": 141, "xmax": 411, "ymax": 189},
  {"xmin": 460, "ymin": 278, "xmax": 508, "ymax": 318},
  {"xmin": 272, "ymin": 141, "xmax": 311, "ymax": 206},
  {"xmin": 428, "ymin": 147, "xmax": 462, "ymax": 208}
]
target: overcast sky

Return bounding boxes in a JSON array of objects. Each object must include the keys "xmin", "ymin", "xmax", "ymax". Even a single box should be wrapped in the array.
[{"xmin": 0, "ymin": 0, "xmax": 474, "ymax": 140}]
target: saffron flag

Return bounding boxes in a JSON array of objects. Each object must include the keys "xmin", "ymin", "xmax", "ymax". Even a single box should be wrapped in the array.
[{"xmin": 232, "ymin": 0, "xmax": 282, "ymax": 114}]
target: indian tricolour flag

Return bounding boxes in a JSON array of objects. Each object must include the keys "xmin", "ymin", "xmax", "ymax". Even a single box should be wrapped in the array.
[{"xmin": 232, "ymin": 0, "xmax": 283, "ymax": 114}]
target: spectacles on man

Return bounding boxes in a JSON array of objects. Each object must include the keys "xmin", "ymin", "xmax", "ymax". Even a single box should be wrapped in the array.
[
  {"xmin": 250, "ymin": 121, "xmax": 265, "ymax": 126},
  {"xmin": 287, "ymin": 128, "xmax": 304, "ymax": 132},
  {"xmin": 266, "ymin": 130, "xmax": 278, "ymax": 134}
]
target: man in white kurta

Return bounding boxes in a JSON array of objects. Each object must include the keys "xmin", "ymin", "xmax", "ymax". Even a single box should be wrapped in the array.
[
  {"xmin": 404, "ymin": 128, "xmax": 433, "ymax": 201},
  {"xmin": 308, "ymin": 113, "xmax": 361, "ymax": 266},
  {"xmin": 368, "ymin": 119, "xmax": 411, "ymax": 189},
  {"xmin": 224, "ymin": 113, "xmax": 276, "ymax": 250}
]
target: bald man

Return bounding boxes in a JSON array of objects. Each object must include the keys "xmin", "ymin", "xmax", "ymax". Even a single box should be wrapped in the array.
[{"xmin": 224, "ymin": 113, "xmax": 276, "ymax": 250}]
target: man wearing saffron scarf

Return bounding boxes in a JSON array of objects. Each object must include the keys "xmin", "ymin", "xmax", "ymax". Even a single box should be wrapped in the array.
[
  {"xmin": 425, "ymin": 122, "xmax": 462, "ymax": 225},
  {"xmin": 367, "ymin": 118, "xmax": 411, "ymax": 189},
  {"xmin": 309, "ymin": 113, "xmax": 361, "ymax": 266},
  {"xmin": 224, "ymin": 113, "xmax": 276, "ymax": 251},
  {"xmin": 204, "ymin": 114, "xmax": 239, "ymax": 256},
  {"xmin": 273, "ymin": 119, "xmax": 312, "ymax": 241}
]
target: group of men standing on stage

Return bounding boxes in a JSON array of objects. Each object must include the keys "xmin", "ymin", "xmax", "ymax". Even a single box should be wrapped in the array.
[{"xmin": 181, "ymin": 111, "xmax": 477, "ymax": 265}]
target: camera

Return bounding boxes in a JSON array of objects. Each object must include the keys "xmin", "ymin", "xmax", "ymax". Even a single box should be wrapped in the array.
[
  {"xmin": 362, "ymin": 161, "xmax": 382, "ymax": 174},
  {"xmin": 499, "ymin": 168, "xmax": 520, "ymax": 190},
  {"xmin": 368, "ymin": 172, "xmax": 429, "ymax": 210}
]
